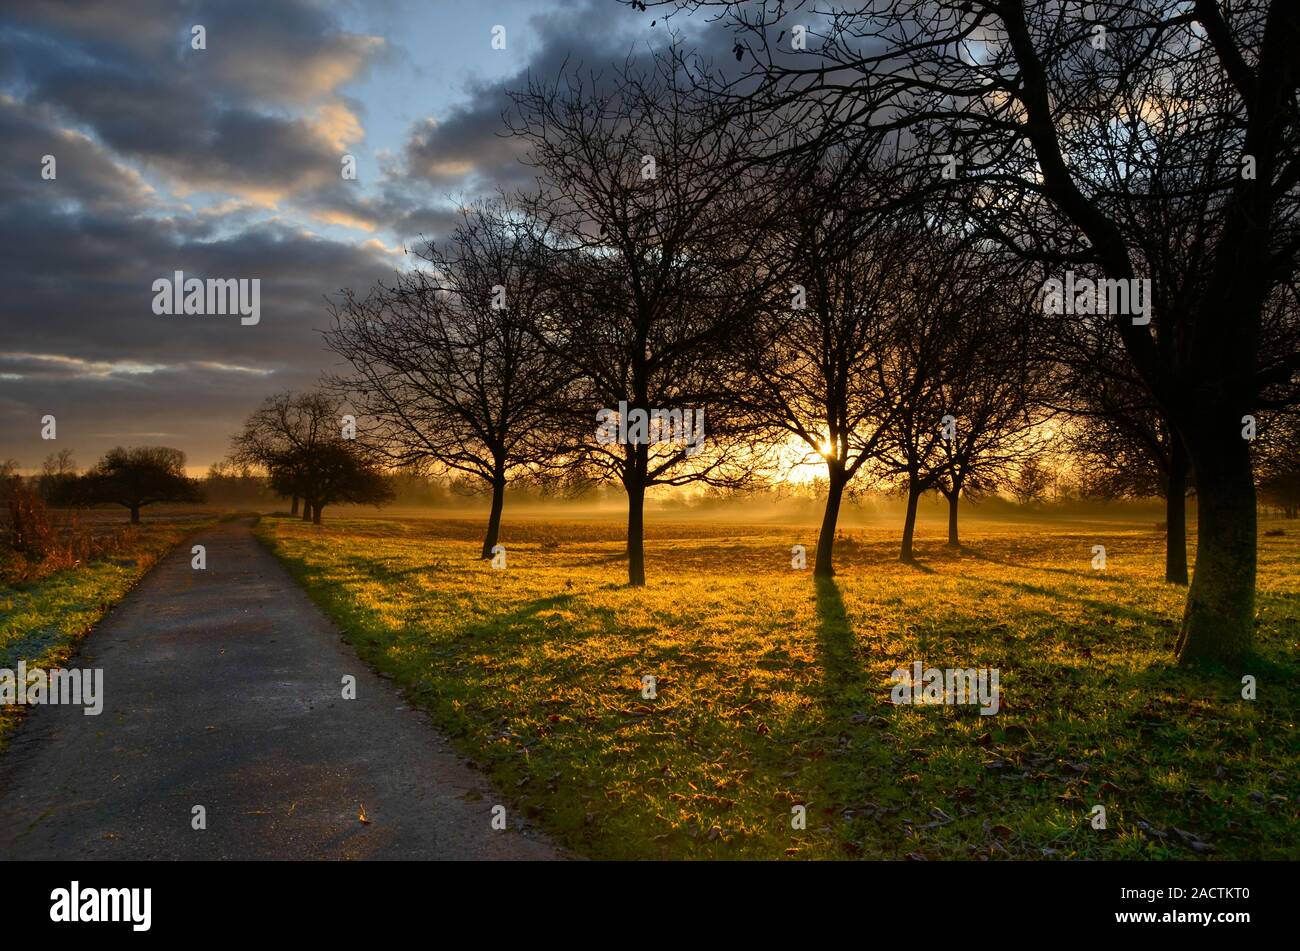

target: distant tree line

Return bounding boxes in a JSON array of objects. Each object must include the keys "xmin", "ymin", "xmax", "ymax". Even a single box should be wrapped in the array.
[{"xmin": 228, "ymin": 391, "xmax": 392, "ymax": 525}]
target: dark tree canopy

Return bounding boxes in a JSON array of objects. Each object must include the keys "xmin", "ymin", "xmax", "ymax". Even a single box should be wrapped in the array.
[
  {"xmin": 75, "ymin": 446, "xmax": 203, "ymax": 523},
  {"xmin": 230, "ymin": 391, "xmax": 347, "ymax": 522},
  {"xmin": 267, "ymin": 439, "xmax": 393, "ymax": 525}
]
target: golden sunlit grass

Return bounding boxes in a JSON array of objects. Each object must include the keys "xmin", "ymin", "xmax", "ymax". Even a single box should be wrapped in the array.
[{"xmin": 257, "ymin": 512, "xmax": 1300, "ymax": 860}]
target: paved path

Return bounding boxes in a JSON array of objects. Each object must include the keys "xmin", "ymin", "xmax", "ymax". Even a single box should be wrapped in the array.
[{"xmin": 0, "ymin": 519, "xmax": 560, "ymax": 860}]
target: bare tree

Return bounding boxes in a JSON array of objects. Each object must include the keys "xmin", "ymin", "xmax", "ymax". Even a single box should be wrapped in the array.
[
  {"xmin": 1069, "ymin": 373, "xmax": 1193, "ymax": 583},
  {"xmin": 229, "ymin": 391, "xmax": 345, "ymax": 522},
  {"xmin": 266, "ymin": 439, "xmax": 393, "ymax": 525},
  {"xmin": 870, "ymin": 236, "xmax": 985, "ymax": 564},
  {"xmin": 865, "ymin": 220, "xmax": 1036, "ymax": 561},
  {"xmin": 508, "ymin": 50, "xmax": 778, "ymax": 585},
  {"xmin": 324, "ymin": 200, "xmax": 571, "ymax": 558},
  {"xmin": 736, "ymin": 164, "xmax": 911, "ymax": 576},
  {"xmin": 932, "ymin": 296, "xmax": 1056, "ymax": 550},
  {"xmin": 37, "ymin": 449, "xmax": 77, "ymax": 503}
]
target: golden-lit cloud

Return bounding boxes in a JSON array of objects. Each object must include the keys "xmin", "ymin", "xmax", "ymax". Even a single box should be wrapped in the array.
[{"xmin": 313, "ymin": 209, "xmax": 378, "ymax": 233}]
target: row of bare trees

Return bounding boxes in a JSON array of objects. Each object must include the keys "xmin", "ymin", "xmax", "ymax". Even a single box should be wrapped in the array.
[
  {"xmin": 317, "ymin": 53, "xmax": 1059, "ymax": 588},
  {"xmin": 237, "ymin": 0, "xmax": 1300, "ymax": 669},
  {"xmin": 620, "ymin": 0, "xmax": 1300, "ymax": 666}
]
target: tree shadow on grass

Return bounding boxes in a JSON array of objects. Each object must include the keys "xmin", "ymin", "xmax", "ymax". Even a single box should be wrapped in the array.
[
  {"xmin": 952, "ymin": 573, "xmax": 1171, "ymax": 630},
  {"xmin": 815, "ymin": 577, "xmax": 863, "ymax": 696},
  {"xmin": 802, "ymin": 576, "xmax": 900, "ymax": 857},
  {"xmin": 452, "ymin": 594, "xmax": 647, "ymax": 657},
  {"xmin": 963, "ymin": 545, "xmax": 1131, "ymax": 584},
  {"xmin": 457, "ymin": 593, "xmax": 580, "ymax": 643}
]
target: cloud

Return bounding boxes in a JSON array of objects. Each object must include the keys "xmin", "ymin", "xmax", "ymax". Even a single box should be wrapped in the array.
[
  {"xmin": 388, "ymin": 0, "xmax": 743, "ymax": 197},
  {"xmin": 0, "ymin": 170, "xmax": 397, "ymax": 467},
  {"xmin": 0, "ymin": 353, "xmax": 171, "ymax": 379},
  {"xmin": 5, "ymin": 0, "xmax": 384, "ymax": 205},
  {"xmin": 0, "ymin": 96, "xmax": 156, "ymax": 215},
  {"xmin": 401, "ymin": 111, "xmax": 532, "ymax": 190}
]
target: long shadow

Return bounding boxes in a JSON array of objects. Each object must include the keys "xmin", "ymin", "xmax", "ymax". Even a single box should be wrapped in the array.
[
  {"xmin": 963, "ymin": 546, "xmax": 1130, "ymax": 584},
  {"xmin": 458, "ymin": 593, "xmax": 579, "ymax": 644},
  {"xmin": 805, "ymin": 576, "xmax": 895, "ymax": 855},
  {"xmin": 956, "ymin": 573, "xmax": 1170, "ymax": 629},
  {"xmin": 815, "ymin": 577, "xmax": 863, "ymax": 696}
]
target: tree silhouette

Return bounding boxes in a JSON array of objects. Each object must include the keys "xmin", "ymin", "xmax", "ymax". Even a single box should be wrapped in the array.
[
  {"xmin": 76, "ymin": 447, "xmax": 203, "ymax": 524},
  {"xmin": 658, "ymin": 0, "xmax": 1300, "ymax": 664},
  {"xmin": 230, "ymin": 391, "xmax": 342, "ymax": 522},
  {"xmin": 508, "ymin": 50, "xmax": 778, "ymax": 585},
  {"xmin": 325, "ymin": 200, "xmax": 571, "ymax": 558}
]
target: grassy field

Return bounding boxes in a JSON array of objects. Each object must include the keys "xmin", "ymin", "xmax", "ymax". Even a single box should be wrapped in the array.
[
  {"xmin": 0, "ymin": 511, "xmax": 217, "ymax": 749},
  {"xmin": 257, "ymin": 511, "xmax": 1299, "ymax": 860}
]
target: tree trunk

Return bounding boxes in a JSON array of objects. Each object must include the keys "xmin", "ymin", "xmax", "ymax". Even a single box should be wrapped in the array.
[
  {"xmin": 1176, "ymin": 427, "xmax": 1255, "ymax": 666},
  {"xmin": 290, "ymin": 494, "xmax": 299, "ymax": 516},
  {"xmin": 481, "ymin": 475, "xmax": 506, "ymax": 559},
  {"xmin": 626, "ymin": 444, "xmax": 647, "ymax": 586},
  {"xmin": 1165, "ymin": 438, "xmax": 1189, "ymax": 585},
  {"xmin": 312, "ymin": 503, "xmax": 322, "ymax": 525},
  {"xmin": 945, "ymin": 486, "xmax": 960, "ymax": 548},
  {"xmin": 900, "ymin": 479, "xmax": 922, "ymax": 562},
  {"xmin": 301, "ymin": 499, "xmax": 313, "ymax": 522},
  {"xmin": 129, "ymin": 503, "xmax": 140, "ymax": 525},
  {"xmin": 814, "ymin": 465, "xmax": 848, "ymax": 577}
]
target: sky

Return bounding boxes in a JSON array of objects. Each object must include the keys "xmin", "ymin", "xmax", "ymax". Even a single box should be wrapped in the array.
[{"xmin": 0, "ymin": 0, "xmax": 735, "ymax": 473}]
